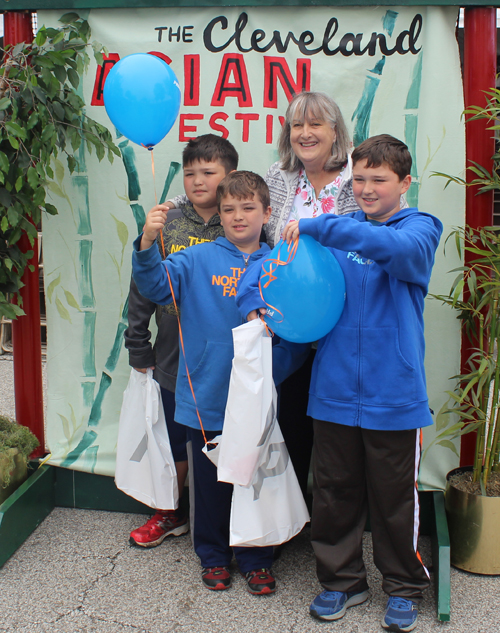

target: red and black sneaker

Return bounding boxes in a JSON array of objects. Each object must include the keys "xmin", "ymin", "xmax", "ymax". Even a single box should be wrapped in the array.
[
  {"xmin": 201, "ymin": 566, "xmax": 232, "ymax": 591},
  {"xmin": 129, "ymin": 510, "xmax": 189, "ymax": 548},
  {"xmin": 244, "ymin": 568, "xmax": 276, "ymax": 595}
]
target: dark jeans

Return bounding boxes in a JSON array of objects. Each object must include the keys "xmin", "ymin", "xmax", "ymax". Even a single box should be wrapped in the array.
[
  {"xmin": 160, "ymin": 386, "xmax": 187, "ymax": 462},
  {"xmin": 186, "ymin": 427, "xmax": 274, "ymax": 573}
]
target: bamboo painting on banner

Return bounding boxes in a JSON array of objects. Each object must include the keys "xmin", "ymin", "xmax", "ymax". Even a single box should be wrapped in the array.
[{"xmin": 40, "ymin": 6, "xmax": 464, "ymax": 490}]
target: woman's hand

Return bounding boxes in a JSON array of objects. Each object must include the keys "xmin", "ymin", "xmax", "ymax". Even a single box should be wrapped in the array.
[
  {"xmin": 247, "ymin": 308, "xmax": 266, "ymax": 321},
  {"xmin": 140, "ymin": 204, "xmax": 169, "ymax": 250},
  {"xmin": 282, "ymin": 220, "xmax": 300, "ymax": 244}
]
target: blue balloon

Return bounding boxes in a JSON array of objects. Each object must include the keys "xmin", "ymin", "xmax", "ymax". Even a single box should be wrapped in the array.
[
  {"xmin": 103, "ymin": 53, "xmax": 181, "ymax": 148},
  {"xmin": 260, "ymin": 235, "xmax": 345, "ymax": 343}
]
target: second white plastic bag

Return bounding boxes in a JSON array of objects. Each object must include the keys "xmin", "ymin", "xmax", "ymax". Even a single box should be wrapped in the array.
[{"xmin": 229, "ymin": 417, "xmax": 310, "ymax": 547}]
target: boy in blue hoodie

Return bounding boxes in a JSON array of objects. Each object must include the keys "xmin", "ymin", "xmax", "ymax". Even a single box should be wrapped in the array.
[
  {"xmin": 237, "ymin": 135, "xmax": 443, "ymax": 631},
  {"xmin": 132, "ymin": 171, "xmax": 300, "ymax": 596}
]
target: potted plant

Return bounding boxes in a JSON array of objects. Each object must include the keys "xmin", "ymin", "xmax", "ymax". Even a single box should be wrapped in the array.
[
  {"xmin": 0, "ymin": 414, "xmax": 39, "ymax": 505},
  {"xmin": 430, "ymin": 89, "xmax": 500, "ymax": 574}
]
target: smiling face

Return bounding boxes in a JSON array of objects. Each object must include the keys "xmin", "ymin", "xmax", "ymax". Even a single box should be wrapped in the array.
[
  {"xmin": 218, "ymin": 194, "xmax": 271, "ymax": 254},
  {"xmin": 290, "ymin": 115, "xmax": 336, "ymax": 172},
  {"xmin": 352, "ymin": 159, "xmax": 411, "ymax": 223},
  {"xmin": 183, "ymin": 159, "xmax": 228, "ymax": 221}
]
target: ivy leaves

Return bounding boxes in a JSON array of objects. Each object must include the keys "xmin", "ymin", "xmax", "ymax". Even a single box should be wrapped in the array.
[{"xmin": 0, "ymin": 13, "xmax": 120, "ymax": 319}]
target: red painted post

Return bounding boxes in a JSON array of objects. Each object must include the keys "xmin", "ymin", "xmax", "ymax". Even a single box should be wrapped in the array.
[
  {"xmin": 3, "ymin": 11, "xmax": 33, "ymax": 47},
  {"xmin": 460, "ymin": 7, "xmax": 496, "ymax": 466},
  {"xmin": 4, "ymin": 12, "xmax": 45, "ymax": 458}
]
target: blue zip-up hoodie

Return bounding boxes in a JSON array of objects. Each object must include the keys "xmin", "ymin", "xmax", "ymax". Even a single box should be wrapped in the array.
[
  {"xmin": 132, "ymin": 235, "xmax": 309, "ymax": 431},
  {"xmin": 237, "ymin": 208, "xmax": 443, "ymax": 431}
]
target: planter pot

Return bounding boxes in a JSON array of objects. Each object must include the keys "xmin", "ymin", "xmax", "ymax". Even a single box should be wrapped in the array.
[
  {"xmin": 0, "ymin": 449, "xmax": 28, "ymax": 506},
  {"xmin": 445, "ymin": 466, "xmax": 500, "ymax": 575}
]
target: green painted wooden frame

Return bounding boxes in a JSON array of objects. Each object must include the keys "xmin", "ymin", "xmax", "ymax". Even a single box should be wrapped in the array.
[
  {"xmin": 1, "ymin": 0, "xmax": 499, "ymax": 11},
  {"xmin": 0, "ymin": 464, "xmax": 55, "ymax": 568}
]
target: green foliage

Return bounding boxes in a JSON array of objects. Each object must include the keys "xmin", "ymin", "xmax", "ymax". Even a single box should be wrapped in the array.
[
  {"xmin": 0, "ymin": 13, "xmax": 120, "ymax": 320},
  {"xmin": 429, "ymin": 88, "xmax": 500, "ymax": 491},
  {"xmin": 431, "ymin": 226, "xmax": 500, "ymax": 489},
  {"xmin": 431, "ymin": 87, "xmax": 500, "ymax": 193},
  {"xmin": 0, "ymin": 414, "xmax": 39, "ymax": 488}
]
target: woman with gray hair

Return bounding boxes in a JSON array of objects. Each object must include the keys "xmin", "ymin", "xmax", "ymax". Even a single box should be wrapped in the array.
[
  {"xmin": 264, "ymin": 91, "xmax": 359, "ymax": 248},
  {"xmin": 266, "ymin": 92, "xmax": 360, "ymax": 505}
]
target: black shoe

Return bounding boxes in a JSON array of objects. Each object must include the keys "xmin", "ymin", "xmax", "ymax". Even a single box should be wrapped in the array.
[
  {"xmin": 201, "ymin": 566, "xmax": 231, "ymax": 590},
  {"xmin": 244, "ymin": 568, "xmax": 276, "ymax": 595}
]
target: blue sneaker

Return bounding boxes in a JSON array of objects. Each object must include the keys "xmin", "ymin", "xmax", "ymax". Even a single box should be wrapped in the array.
[
  {"xmin": 309, "ymin": 589, "xmax": 369, "ymax": 621},
  {"xmin": 382, "ymin": 597, "xmax": 418, "ymax": 632}
]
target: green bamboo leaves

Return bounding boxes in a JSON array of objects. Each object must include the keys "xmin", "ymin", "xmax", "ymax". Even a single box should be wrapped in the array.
[
  {"xmin": 431, "ymin": 226, "xmax": 500, "ymax": 490},
  {"xmin": 45, "ymin": 271, "xmax": 82, "ymax": 324},
  {"xmin": 432, "ymin": 87, "xmax": 500, "ymax": 194},
  {"xmin": 0, "ymin": 13, "xmax": 120, "ymax": 320},
  {"xmin": 108, "ymin": 214, "xmax": 129, "ymax": 284}
]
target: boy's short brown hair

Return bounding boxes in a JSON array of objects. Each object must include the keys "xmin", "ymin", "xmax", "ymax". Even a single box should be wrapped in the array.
[
  {"xmin": 182, "ymin": 134, "xmax": 239, "ymax": 173},
  {"xmin": 352, "ymin": 134, "xmax": 412, "ymax": 181},
  {"xmin": 216, "ymin": 171, "xmax": 270, "ymax": 210}
]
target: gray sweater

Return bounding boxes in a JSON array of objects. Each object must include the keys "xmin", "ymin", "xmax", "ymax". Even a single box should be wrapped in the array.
[{"xmin": 263, "ymin": 156, "xmax": 359, "ymax": 247}]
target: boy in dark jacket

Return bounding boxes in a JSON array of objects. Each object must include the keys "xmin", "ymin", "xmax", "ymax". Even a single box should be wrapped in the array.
[
  {"xmin": 237, "ymin": 135, "xmax": 443, "ymax": 631},
  {"xmin": 125, "ymin": 134, "xmax": 238, "ymax": 547}
]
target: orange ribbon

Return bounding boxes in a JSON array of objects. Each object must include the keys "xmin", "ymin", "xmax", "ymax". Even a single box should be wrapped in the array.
[
  {"xmin": 146, "ymin": 146, "xmax": 209, "ymax": 444},
  {"xmin": 258, "ymin": 237, "xmax": 299, "ymax": 328},
  {"xmin": 144, "ymin": 146, "xmax": 167, "ymax": 259},
  {"xmin": 165, "ymin": 263, "xmax": 211, "ymax": 446}
]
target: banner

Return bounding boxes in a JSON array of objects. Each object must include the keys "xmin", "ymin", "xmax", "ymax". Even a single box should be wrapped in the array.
[{"xmin": 40, "ymin": 7, "xmax": 464, "ymax": 489}]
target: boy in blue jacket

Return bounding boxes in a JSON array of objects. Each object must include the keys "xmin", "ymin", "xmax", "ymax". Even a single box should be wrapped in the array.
[
  {"xmin": 237, "ymin": 135, "xmax": 443, "ymax": 631},
  {"xmin": 132, "ymin": 171, "xmax": 301, "ymax": 596}
]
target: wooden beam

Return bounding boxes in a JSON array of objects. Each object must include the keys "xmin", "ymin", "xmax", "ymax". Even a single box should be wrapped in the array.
[{"xmin": 1, "ymin": 1, "xmax": 499, "ymax": 11}]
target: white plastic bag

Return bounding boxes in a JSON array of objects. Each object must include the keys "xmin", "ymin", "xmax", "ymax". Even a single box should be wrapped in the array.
[
  {"xmin": 229, "ymin": 418, "xmax": 310, "ymax": 547},
  {"xmin": 218, "ymin": 319, "xmax": 274, "ymax": 486},
  {"xmin": 115, "ymin": 369, "xmax": 178, "ymax": 510}
]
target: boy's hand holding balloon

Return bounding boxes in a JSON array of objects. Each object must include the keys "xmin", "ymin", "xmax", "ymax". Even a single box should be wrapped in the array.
[
  {"xmin": 247, "ymin": 308, "xmax": 267, "ymax": 322},
  {"xmin": 282, "ymin": 220, "xmax": 300, "ymax": 244},
  {"xmin": 140, "ymin": 204, "xmax": 169, "ymax": 251}
]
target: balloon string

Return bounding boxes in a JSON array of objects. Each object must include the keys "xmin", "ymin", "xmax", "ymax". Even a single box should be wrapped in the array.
[
  {"xmin": 260, "ymin": 238, "xmax": 298, "ymax": 288},
  {"xmin": 147, "ymin": 147, "xmax": 208, "ymax": 446},
  {"xmin": 261, "ymin": 317, "xmax": 275, "ymax": 338},
  {"xmin": 151, "ymin": 149, "xmax": 157, "ymax": 205},
  {"xmin": 258, "ymin": 237, "xmax": 299, "ymax": 326},
  {"xmin": 165, "ymin": 262, "xmax": 210, "ymax": 446},
  {"xmin": 144, "ymin": 145, "xmax": 166, "ymax": 259}
]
